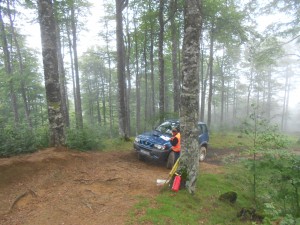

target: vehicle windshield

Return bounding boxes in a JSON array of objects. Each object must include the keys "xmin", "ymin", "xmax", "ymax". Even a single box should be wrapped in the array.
[{"xmin": 155, "ymin": 121, "xmax": 179, "ymax": 135}]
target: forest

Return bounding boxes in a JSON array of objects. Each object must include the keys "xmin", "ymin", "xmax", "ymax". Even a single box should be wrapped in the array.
[
  {"xmin": 1, "ymin": 0, "xmax": 300, "ymax": 224},
  {"xmin": 0, "ymin": 0, "xmax": 300, "ymax": 153}
]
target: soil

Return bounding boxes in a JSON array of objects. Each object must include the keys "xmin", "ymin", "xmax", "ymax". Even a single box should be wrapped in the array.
[{"xmin": 0, "ymin": 147, "xmax": 228, "ymax": 225}]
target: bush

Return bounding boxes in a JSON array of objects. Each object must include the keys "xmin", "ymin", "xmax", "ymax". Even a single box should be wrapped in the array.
[
  {"xmin": 0, "ymin": 125, "xmax": 38, "ymax": 157},
  {"xmin": 34, "ymin": 126, "xmax": 50, "ymax": 148},
  {"xmin": 65, "ymin": 127, "xmax": 105, "ymax": 151},
  {"xmin": 240, "ymin": 105, "xmax": 299, "ymax": 222}
]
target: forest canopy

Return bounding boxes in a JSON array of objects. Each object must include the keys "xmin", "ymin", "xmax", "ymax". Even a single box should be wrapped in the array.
[{"xmin": 0, "ymin": 0, "xmax": 300, "ymax": 154}]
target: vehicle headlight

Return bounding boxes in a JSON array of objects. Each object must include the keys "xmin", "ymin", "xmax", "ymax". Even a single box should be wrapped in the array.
[
  {"xmin": 135, "ymin": 137, "xmax": 140, "ymax": 143},
  {"xmin": 154, "ymin": 144, "xmax": 165, "ymax": 150}
]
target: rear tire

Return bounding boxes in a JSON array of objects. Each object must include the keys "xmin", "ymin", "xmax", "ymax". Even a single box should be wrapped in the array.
[
  {"xmin": 166, "ymin": 151, "xmax": 175, "ymax": 169},
  {"xmin": 199, "ymin": 146, "xmax": 207, "ymax": 161}
]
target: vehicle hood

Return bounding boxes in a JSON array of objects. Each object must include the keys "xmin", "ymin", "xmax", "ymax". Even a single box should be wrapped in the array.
[{"xmin": 137, "ymin": 130, "xmax": 172, "ymax": 146}]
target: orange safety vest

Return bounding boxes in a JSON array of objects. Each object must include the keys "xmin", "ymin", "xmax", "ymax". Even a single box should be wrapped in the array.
[{"xmin": 172, "ymin": 133, "xmax": 181, "ymax": 152}]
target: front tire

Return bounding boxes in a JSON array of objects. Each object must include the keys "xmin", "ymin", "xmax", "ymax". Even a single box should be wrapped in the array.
[
  {"xmin": 199, "ymin": 146, "xmax": 207, "ymax": 161},
  {"xmin": 138, "ymin": 153, "xmax": 146, "ymax": 161},
  {"xmin": 166, "ymin": 151, "xmax": 175, "ymax": 169}
]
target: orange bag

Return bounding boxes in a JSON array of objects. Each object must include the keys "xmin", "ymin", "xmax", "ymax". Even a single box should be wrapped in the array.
[{"xmin": 172, "ymin": 174, "xmax": 181, "ymax": 192}]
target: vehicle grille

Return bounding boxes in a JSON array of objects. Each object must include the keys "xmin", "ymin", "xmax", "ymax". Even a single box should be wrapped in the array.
[{"xmin": 140, "ymin": 140, "xmax": 154, "ymax": 147}]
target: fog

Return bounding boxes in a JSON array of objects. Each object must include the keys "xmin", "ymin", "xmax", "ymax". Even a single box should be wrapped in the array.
[{"xmin": 14, "ymin": 0, "xmax": 300, "ymax": 135}]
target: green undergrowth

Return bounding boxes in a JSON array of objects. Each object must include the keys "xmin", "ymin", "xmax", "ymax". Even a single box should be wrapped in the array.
[
  {"xmin": 209, "ymin": 131, "xmax": 299, "ymax": 150},
  {"xmin": 102, "ymin": 137, "xmax": 133, "ymax": 152},
  {"xmin": 128, "ymin": 165, "xmax": 254, "ymax": 225},
  {"xmin": 209, "ymin": 132, "xmax": 253, "ymax": 149},
  {"xmin": 128, "ymin": 131, "xmax": 300, "ymax": 225}
]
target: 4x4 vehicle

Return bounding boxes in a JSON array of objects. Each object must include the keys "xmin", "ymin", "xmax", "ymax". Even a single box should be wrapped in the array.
[{"xmin": 133, "ymin": 120, "xmax": 209, "ymax": 168}]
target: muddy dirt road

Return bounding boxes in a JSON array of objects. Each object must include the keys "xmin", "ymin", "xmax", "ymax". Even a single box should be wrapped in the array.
[{"xmin": 0, "ymin": 148, "xmax": 223, "ymax": 225}]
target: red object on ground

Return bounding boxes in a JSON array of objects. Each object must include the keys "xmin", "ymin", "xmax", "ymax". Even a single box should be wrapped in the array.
[{"xmin": 172, "ymin": 175, "xmax": 181, "ymax": 192}]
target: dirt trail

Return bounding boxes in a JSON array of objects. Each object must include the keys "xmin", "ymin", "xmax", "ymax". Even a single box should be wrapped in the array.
[{"xmin": 0, "ymin": 148, "xmax": 223, "ymax": 225}]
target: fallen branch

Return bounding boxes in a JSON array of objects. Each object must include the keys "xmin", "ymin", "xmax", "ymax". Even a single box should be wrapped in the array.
[
  {"xmin": 9, "ymin": 189, "xmax": 37, "ymax": 212},
  {"xmin": 105, "ymin": 177, "xmax": 121, "ymax": 182}
]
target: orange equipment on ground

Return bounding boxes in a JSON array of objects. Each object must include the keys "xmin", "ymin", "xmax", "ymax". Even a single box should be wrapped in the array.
[{"xmin": 171, "ymin": 173, "xmax": 181, "ymax": 192}]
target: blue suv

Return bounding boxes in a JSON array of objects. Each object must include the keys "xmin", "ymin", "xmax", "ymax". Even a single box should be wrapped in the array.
[{"xmin": 133, "ymin": 120, "xmax": 209, "ymax": 168}]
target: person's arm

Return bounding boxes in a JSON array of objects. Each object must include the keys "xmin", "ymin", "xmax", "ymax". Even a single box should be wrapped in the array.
[{"xmin": 170, "ymin": 137, "xmax": 178, "ymax": 146}]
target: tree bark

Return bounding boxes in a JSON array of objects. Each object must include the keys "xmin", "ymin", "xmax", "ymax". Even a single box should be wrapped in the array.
[
  {"xmin": 104, "ymin": 20, "xmax": 114, "ymax": 138},
  {"xmin": 281, "ymin": 69, "xmax": 290, "ymax": 131},
  {"xmin": 6, "ymin": 1, "xmax": 32, "ymax": 128},
  {"xmin": 53, "ymin": 1, "xmax": 70, "ymax": 128},
  {"xmin": 115, "ymin": 0, "xmax": 129, "ymax": 140},
  {"xmin": 200, "ymin": 47, "xmax": 207, "ymax": 122},
  {"xmin": 0, "ymin": 7, "xmax": 19, "ymax": 126},
  {"xmin": 150, "ymin": 17, "xmax": 155, "ymax": 124},
  {"xmin": 71, "ymin": 4, "xmax": 83, "ymax": 129},
  {"xmin": 246, "ymin": 68, "xmax": 254, "ymax": 117},
  {"xmin": 125, "ymin": 10, "xmax": 131, "ymax": 136},
  {"xmin": 66, "ymin": 23, "xmax": 78, "ymax": 127},
  {"xmin": 100, "ymin": 67, "xmax": 106, "ymax": 126},
  {"xmin": 158, "ymin": 0, "xmax": 165, "ymax": 123},
  {"xmin": 170, "ymin": 0, "xmax": 180, "ymax": 113},
  {"xmin": 207, "ymin": 25, "xmax": 214, "ymax": 129},
  {"xmin": 179, "ymin": 0, "xmax": 202, "ymax": 194},
  {"xmin": 219, "ymin": 58, "xmax": 225, "ymax": 126},
  {"xmin": 37, "ymin": 0, "xmax": 65, "ymax": 147},
  {"xmin": 144, "ymin": 32, "xmax": 148, "ymax": 130},
  {"xmin": 134, "ymin": 19, "xmax": 141, "ymax": 134}
]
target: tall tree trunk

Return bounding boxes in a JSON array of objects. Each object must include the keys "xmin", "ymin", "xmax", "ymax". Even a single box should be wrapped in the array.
[
  {"xmin": 144, "ymin": 33, "xmax": 148, "ymax": 130},
  {"xmin": 247, "ymin": 67, "xmax": 254, "ymax": 116},
  {"xmin": 219, "ymin": 58, "xmax": 225, "ymax": 126},
  {"xmin": 100, "ymin": 67, "xmax": 106, "ymax": 126},
  {"xmin": 201, "ymin": 65, "xmax": 209, "ymax": 122},
  {"xmin": 104, "ymin": 20, "xmax": 114, "ymax": 138},
  {"xmin": 125, "ymin": 10, "xmax": 131, "ymax": 136},
  {"xmin": 38, "ymin": 0, "xmax": 65, "ymax": 147},
  {"xmin": 147, "ymin": 0, "xmax": 155, "ymax": 121},
  {"xmin": 281, "ymin": 69, "xmax": 290, "ymax": 131},
  {"xmin": 266, "ymin": 70, "xmax": 272, "ymax": 121},
  {"xmin": 97, "ymin": 81, "xmax": 103, "ymax": 126},
  {"xmin": 71, "ymin": 4, "xmax": 83, "ymax": 129},
  {"xmin": 179, "ymin": 0, "xmax": 202, "ymax": 194},
  {"xmin": 199, "ymin": 40, "xmax": 207, "ymax": 122},
  {"xmin": 94, "ymin": 74, "xmax": 101, "ymax": 125},
  {"xmin": 150, "ymin": 21, "xmax": 155, "ymax": 121},
  {"xmin": 134, "ymin": 17, "xmax": 140, "ymax": 134},
  {"xmin": 54, "ymin": 0, "xmax": 70, "ymax": 128},
  {"xmin": 87, "ymin": 78, "xmax": 94, "ymax": 125},
  {"xmin": 66, "ymin": 25, "xmax": 77, "ymax": 128},
  {"xmin": 56, "ymin": 32, "xmax": 70, "ymax": 128},
  {"xmin": 284, "ymin": 78, "xmax": 290, "ymax": 131},
  {"xmin": 0, "ymin": 8, "xmax": 19, "ymax": 126},
  {"xmin": 115, "ymin": 0, "xmax": 129, "ymax": 140},
  {"xmin": 158, "ymin": 0, "xmax": 165, "ymax": 123},
  {"xmin": 207, "ymin": 25, "xmax": 214, "ymax": 128},
  {"xmin": 6, "ymin": 2, "xmax": 32, "ymax": 128},
  {"xmin": 225, "ymin": 79, "xmax": 230, "ymax": 125},
  {"xmin": 232, "ymin": 74, "xmax": 237, "ymax": 127},
  {"xmin": 170, "ymin": 0, "xmax": 180, "ymax": 113}
]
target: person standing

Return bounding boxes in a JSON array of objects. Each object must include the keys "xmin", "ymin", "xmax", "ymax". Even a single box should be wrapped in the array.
[{"xmin": 170, "ymin": 128, "xmax": 181, "ymax": 163}]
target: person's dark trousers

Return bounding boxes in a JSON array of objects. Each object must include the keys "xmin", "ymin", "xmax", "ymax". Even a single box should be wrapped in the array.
[{"xmin": 174, "ymin": 151, "xmax": 180, "ymax": 163}]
